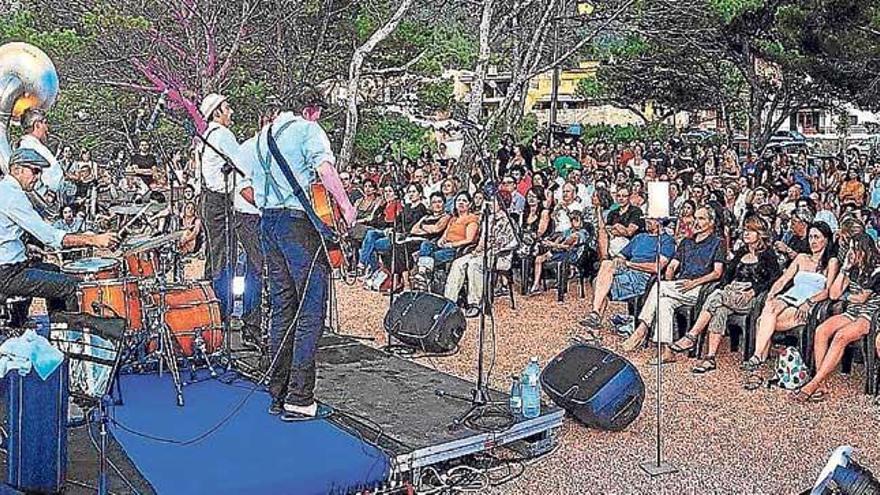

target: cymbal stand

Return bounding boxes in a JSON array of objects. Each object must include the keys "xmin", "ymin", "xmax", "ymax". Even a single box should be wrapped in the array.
[{"xmin": 150, "ymin": 271, "xmax": 185, "ymax": 406}]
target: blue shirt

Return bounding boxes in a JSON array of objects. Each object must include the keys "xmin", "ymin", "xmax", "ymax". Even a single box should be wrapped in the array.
[
  {"xmin": 621, "ymin": 232, "xmax": 675, "ymax": 264},
  {"xmin": 674, "ymin": 234, "xmax": 725, "ymax": 280},
  {"xmin": 238, "ymin": 112, "xmax": 335, "ymax": 211},
  {"xmin": 0, "ymin": 176, "xmax": 66, "ymax": 265}
]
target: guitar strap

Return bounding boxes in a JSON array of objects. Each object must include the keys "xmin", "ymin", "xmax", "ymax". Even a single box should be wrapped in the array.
[{"xmin": 264, "ymin": 123, "xmax": 337, "ymax": 242}]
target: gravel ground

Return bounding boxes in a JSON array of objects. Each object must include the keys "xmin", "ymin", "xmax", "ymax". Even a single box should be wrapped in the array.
[{"xmin": 332, "ymin": 281, "xmax": 880, "ymax": 495}]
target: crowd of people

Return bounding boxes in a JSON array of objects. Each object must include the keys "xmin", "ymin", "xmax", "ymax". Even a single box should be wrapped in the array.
[
  {"xmin": 32, "ymin": 136, "xmax": 204, "ymax": 255},
  {"xmin": 339, "ymin": 132, "xmax": 880, "ymax": 402},
  {"xmin": 16, "ymin": 110, "xmax": 880, "ymax": 403}
]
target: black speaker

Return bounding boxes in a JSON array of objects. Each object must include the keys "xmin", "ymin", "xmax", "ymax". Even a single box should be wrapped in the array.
[
  {"xmin": 540, "ymin": 344, "xmax": 644, "ymax": 431},
  {"xmin": 384, "ymin": 291, "xmax": 466, "ymax": 353}
]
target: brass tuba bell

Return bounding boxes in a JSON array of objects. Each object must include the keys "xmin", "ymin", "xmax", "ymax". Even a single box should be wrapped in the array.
[{"xmin": 0, "ymin": 42, "xmax": 59, "ymax": 175}]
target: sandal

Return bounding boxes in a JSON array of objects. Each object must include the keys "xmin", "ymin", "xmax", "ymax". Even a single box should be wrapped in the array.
[
  {"xmin": 743, "ymin": 373, "xmax": 764, "ymax": 391},
  {"xmin": 740, "ymin": 355, "xmax": 765, "ymax": 372},
  {"xmin": 578, "ymin": 311, "xmax": 603, "ymax": 329},
  {"xmin": 669, "ymin": 333, "xmax": 698, "ymax": 353},
  {"xmin": 692, "ymin": 356, "xmax": 717, "ymax": 374}
]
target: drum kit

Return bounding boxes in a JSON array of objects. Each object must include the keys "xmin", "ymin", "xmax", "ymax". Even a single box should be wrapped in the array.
[{"xmin": 58, "ymin": 230, "xmax": 223, "ymax": 406}]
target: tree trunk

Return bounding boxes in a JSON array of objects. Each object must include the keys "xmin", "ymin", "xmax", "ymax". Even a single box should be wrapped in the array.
[
  {"xmin": 466, "ymin": 0, "xmax": 496, "ymax": 125},
  {"xmin": 338, "ymin": 0, "xmax": 415, "ymax": 169}
]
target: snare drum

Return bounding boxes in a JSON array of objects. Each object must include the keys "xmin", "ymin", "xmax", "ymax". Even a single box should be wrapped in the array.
[
  {"xmin": 148, "ymin": 281, "xmax": 223, "ymax": 357},
  {"xmin": 62, "ymin": 257, "xmax": 120, "ymax": 280},
  {"xmin": 121, "ymin": 236, "xmax": 159, "ymax": 279},
  {"xmin": 77, "ymin": 279, "xmax": 143, "ymax": 332}
]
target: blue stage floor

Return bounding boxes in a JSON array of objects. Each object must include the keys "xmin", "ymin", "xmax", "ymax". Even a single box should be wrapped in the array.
[{"xmin": 110, "ymin": 373, "xmax": 390, "ymax": 495}]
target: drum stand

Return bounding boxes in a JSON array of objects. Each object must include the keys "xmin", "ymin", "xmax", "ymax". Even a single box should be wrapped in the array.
[{"xmin": 151, "ymin": 277, "xmax": 185, "ymax": 406}]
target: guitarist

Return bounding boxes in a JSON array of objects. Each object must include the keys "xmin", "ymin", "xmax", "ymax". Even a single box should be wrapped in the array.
[{"xmin": 243, "ymin": 89, "xmax": 355, "ymax": 421}]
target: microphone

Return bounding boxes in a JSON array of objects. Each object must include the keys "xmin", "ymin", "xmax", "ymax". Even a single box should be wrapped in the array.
[{"xmin": 146, "ymin": 89, "xmax": 169, "ymax": 131}]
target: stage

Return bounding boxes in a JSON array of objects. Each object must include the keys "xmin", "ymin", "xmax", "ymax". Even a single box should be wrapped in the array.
[{"xmin": 0, "ymin": 332, "xmax": 563, "ymax": 494}]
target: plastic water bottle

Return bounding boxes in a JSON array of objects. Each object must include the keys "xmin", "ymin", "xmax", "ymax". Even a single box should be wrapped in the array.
[
  {"xmin": 509, "ymin": 375, "xmax": 522, "ymax": 416},
  {"xmin": 521, "ymin": 357, "xmax": 542, "ymax": 419},
  {"xmin": 30, "ymin": 314, "xmax": 51, "ymax": 338}
]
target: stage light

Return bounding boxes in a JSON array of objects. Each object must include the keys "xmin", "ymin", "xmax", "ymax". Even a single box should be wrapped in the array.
[
  {"xmin": 233, "ymin": 276, "xmax": 245, "ymax": 297},
  {"xmin": 810, "ymin": 446, "xmax": 880, "ymax": 495}
]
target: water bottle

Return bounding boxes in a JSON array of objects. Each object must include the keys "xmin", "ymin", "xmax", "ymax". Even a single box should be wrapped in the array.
[
  {"xmin": 521, "ymin": 357, "xmax": 542, "ymax": 419},
  {"xmin": 509, "ymin": 375, "xmax": 522, "ymax": 416},
  {"xmin": 30, "ymin": 314, "xmax": 51, "ymax": 338}
]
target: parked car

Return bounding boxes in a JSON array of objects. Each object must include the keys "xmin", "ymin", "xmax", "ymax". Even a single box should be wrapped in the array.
[
  {"xmin": 761, "ymin": 140, "xmax": 811, "ymax": 158},
  {"xmin": 681, "ymin": 128, "xmax": 718, "ymax": 144},
  {"xmin": 767, "ymin": 130, "xmax": 807, "ymax": 143}
]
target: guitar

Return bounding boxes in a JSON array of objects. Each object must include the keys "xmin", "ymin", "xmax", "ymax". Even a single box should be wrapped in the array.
[{"xmin": 310, "ymin": 182, "xmax": 352, "ymax": 270}]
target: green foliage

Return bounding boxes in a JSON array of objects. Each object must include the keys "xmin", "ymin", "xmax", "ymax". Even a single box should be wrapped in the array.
[
  {"xmin": 354, "ymin": 113, "xmax": 433, "ymax": 163},
  {"xmin": 575, "ymin": 76, "xmax": 606, "ymax": 99},
  {"xmin": 416, "ymin": 80, "xmax": 453, "ymax": 112},
  {"xmin": 590, "ymin": 35, "xmax": 648, "ymax": 59},
  {"xmin": 413, "ymin": 27, "xmax": 477, "ymax": 76},
  {"xmin": 82, "ymin": 6, "xmax": 152, "ymax": 33},
  {"xmin": 579, "ymin": 123, "xmax": 674, "ymax": 144},
  {"xmin": 708, "ymin": 0, "xmax": 765, "ymax": 24},
  {"xmin": 0, "ymin": 10, "xmax": 90, "ymax": 57},
  {"xmin": 516, "ymin": 114, "xmax": 540, "ymax": 143}
]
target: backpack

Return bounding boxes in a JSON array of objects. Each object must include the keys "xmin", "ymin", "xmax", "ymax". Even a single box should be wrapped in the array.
[{"xmin": 773, "ymin": 346, "xmax": 810, "ymax": 390}]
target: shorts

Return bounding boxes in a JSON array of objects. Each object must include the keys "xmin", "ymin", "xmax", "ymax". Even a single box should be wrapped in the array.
[
  {"xmin": 548, "ymin": 250, "xmax": 577, "ymax": 264},
  {"xmin": 610, "ymin": 267, "xmax": 651, "ymax": 301}
]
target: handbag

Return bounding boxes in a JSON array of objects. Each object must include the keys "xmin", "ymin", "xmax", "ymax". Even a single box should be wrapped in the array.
[{"xmin": 772, "ymin": 346, "xmax": 810, "ymax": 390}]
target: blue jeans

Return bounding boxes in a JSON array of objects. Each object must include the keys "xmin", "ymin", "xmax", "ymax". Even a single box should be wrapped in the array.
[
  {"xmin": 358, "ymin": 228, "xmax": 391, "ymax": 272},
  {"xmin": 261, "ymin": 210, "xmax": 329, "ymax": 406},
  {"xmin": 418, "ymin": 241, "xmax": 457, "ymax": 265}
]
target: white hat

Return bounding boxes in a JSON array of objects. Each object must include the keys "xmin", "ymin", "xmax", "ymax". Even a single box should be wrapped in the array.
[{"xmin": 199, "ymin": 93, "xmax": 226, "ymax": 119}]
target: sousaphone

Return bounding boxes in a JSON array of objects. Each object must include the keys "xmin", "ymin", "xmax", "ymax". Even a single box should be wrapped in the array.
[{"xmin": 0, "ymin": 42, "xmax": 59, "ymax": 174}]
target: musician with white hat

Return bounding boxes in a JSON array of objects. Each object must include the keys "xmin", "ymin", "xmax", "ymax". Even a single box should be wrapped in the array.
[{"xmin": 199, "ymin": 92, "xmax": 256, "ymax": 333}]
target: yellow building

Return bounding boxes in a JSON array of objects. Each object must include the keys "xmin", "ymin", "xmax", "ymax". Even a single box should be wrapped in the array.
[{"xmin": 447, "ymin": 61, "xmax": 649, "ymax": 126}]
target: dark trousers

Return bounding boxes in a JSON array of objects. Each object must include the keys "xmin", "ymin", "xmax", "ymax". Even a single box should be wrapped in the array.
[
  {"xmin": 261, "ymin": 210, "xmax": 329, "ymax": 406},
  {"xmin": 235, "ymin": 213, "xmax": 264, "ymax": 330},
  {"xmin": 201, "ymin": 190, "xmax": 233, "ymax": 315},
  {"xmin": 0, "ymin": 262, "xmax": 78, "ymax": 314}
]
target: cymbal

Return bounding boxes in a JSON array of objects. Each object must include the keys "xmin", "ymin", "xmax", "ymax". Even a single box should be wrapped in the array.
[
  {"xmin": 120, "ymin": 231, "xmax": 186, "ymax": 254},
  {"xmin": 110, "ymin": 204, "xmax": 164, "ymax": 215}
]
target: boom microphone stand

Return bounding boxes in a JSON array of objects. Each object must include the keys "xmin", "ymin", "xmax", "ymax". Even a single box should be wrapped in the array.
[
  {"xmin": 186, "ymin": 123, "xmax": 248, "ymax": 372},
  {"xmin": 640, "ymin": 182, "xmax": 678, "ymax": 477},
  {"xmin": 438, "ymin": 124, "xmax": 513, "ymax": 430}
]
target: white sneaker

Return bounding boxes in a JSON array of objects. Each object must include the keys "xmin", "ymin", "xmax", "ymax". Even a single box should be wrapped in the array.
[{"xmin": 370, "ymin": 270, "xmax": 388, "ymax": 290}]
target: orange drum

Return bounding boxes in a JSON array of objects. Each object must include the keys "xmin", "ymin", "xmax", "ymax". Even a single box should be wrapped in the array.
[
  {"xmin": 62, "ymin": 257, "xmax": 120, "ymax": 280},
  {"xmin": 121, "ymin": 236, "xmax": 159, "ymax": 278},
  {"xmin": 149, "ymin": 281, "xmax": 223, "ymax": 357},
  {"xmin": 77, "ymin": 279, "xmax": 143, "ymax": 331}
]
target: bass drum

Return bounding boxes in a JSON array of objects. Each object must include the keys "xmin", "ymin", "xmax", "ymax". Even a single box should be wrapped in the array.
[
  {"xmin": 148, "ymin": 281, "xmax": 223, "ymax": 357},
  {"xmin": 77, "ymin": 279, "xmax": 143, "ymax": 332}
]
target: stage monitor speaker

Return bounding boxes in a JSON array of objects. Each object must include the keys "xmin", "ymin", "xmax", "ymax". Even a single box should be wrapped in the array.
[
  {"xmin": 384, "ymin": 291, "xmax": 466, "ymax": 354},
  {"xmin": 540, "ymin": 344, "xmax": 644, "ymax": 431}
]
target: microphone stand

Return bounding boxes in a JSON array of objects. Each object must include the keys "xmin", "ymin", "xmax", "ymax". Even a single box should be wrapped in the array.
[
  {"xmin": 188, "ymin": 124, "xmax": 248, "ymax": 373},
  {"xmin": 439, "ymin": 122, "xmax": 513, "ymax": 430}
]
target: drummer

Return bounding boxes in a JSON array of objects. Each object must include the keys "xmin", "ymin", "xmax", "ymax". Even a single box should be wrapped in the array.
[{"xmin": 0, "ymin": 149, "xmax": 119, "ymax": 315}]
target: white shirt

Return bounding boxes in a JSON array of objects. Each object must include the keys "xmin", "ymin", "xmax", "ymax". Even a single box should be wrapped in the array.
[
  {"xmin": 18, "ymin": 134, "xmax": 63, "ymax": 193},
  {"xmin": 235, "ymin": 135, "xmax": 261, "ymax": 216},
  {"xmin": 200, "ymin": 122, "xmax": 241, "ymax": 194},
  {"xmin": 0, "ymin": 176, "xmax": 66, "ymax": 265}
]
